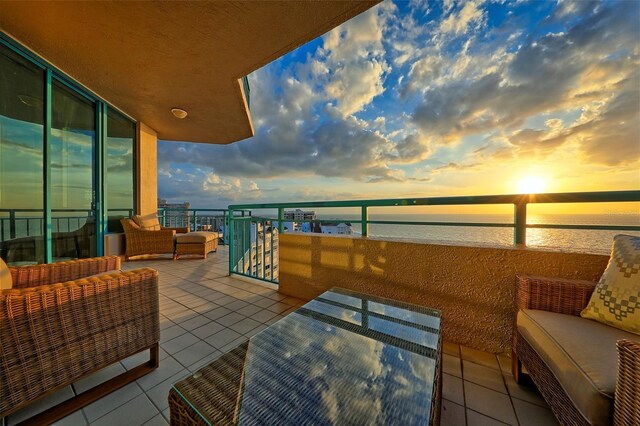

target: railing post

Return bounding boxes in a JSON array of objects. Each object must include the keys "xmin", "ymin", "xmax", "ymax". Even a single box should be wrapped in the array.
[
  {"xmin": 278, "ymin": 207, "xmax": 284, "ymax": 233},
  {"xmin": 193, "ymin": 210, "xmax": 197, "ymax": 232},
  {"xmin": 228, "ymin": 209, "xmax": 234, "ymax": 275},
  {"xmin": 9, "ymin": 210, "xmax": 16, "ymax": 239},
  {"xmin": 222, "ymin": 210, "xmax": 227, "ymax": 244},
  {"xmin": 361, "ymin": 206, "xmax": 368, "ymax": 237},
  {"xmin": 514, "ymin": 202, "xmax": 527, "ymax": 245}
]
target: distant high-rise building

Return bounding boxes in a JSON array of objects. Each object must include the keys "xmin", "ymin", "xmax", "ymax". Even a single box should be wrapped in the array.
[
  {"xmin": 284, "ymin": 209, "xmax": 316, "ymax": 221},
  {"xmin": 158, "ymin": 199, "xmax": 190, "ymax": 228}
]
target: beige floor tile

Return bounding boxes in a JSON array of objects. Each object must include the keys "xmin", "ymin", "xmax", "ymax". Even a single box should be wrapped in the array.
[
  {"xmin": 137, "ymin": 357, "xmax": 185, "ymax": 391},
  {"xmin": 216, "ymin": 312, "xmax": 246, "ymax": 327},
  {"xmin": 441, "ymin": 399, "xmax": 466, "ymax": 426},
  {"xmin": 73, "ymin": 363, "xmax": 126, "ymax": 393},
  {"xmin": 172, "ymin": 340, "xmax": 217, "ymax": 368},
  {"xmin": 250, "ymin": 309, "xmax": 280, "ymax": 323},
  {"xmin": 229, "ymin": 317, "xmax": 263, "ymax": 334},
  {"xmin": 51, "ymin": 409, "xmax": 87, "ymax": 426},
  {"xmin": 203, "ymin": 306, "xmax": 233, "ymax": 320},
  {"xmin": 443, "ymin": 354, "xmax": 462, "ymax": 378},
  {"xmin": 463, "ymin": 360, "xmax": 507, "ymax": 393},
  {"xmin": 82, "ymin": 382, "xmax": 142, "ymax": 422},
  {"xmin": 187, "ymin": 350, "xmax": 224, "ymax": 372},
  {"xmin": 145, "ymin": 370, "xmax": 190, "ymax": 412},
  {"xmin": 191, "ymin": 321, "xmax": 226, "ymax": 340},
  {"xmin": 503, "ymin": 374, "xmax": 547, "ymax": 407},
  {"xmin": 466, "ymin": 409, "xmax": 510, "ymax": 426},
  {"xmin": 464, "ymin": 382, "xmax": 517, "ymax": 425},
  {"xmin": 7, "ymin": 386, "xmax": 74, "ymax": 425},
  {"xmin": 443, "ymin": 373, "xmax": 465, "ymax": 405},
  {"xmin": 177, "ymin": 314, "xmax": 211, "ymax": 331},
  {"xmin": 143, "ymin": 413, "xmax": 170, "ymax": 426},
  {"xmin": 512, "ymin": 398, "xmax": 559, "ymax": 426},
  {"xmin": 205, "ymin": 328, "xmax": 243, "ymax": 349},
  {"xmin": 161, "ymin": 332, "xmax": 200, "ymax": 355},
  {"xmin": 461, "ymin": 346, "xmax": 500, "ymax": 370},
  {"xmin": 91, "ymin": 393, "xmax": 158, "ymax": 426},
  {"xmin": 443, "ymin": 341, "xmax": 460, "ymax": 357}
]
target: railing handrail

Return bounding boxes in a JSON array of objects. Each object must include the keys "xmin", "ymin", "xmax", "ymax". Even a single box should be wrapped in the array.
[
  {"xmin": 228, "ymin": 190, "xmax": 640, "ymax": 210},
  {"xmin": 226, "ymin": 190, "xmax": 640, "ymax": 285}
]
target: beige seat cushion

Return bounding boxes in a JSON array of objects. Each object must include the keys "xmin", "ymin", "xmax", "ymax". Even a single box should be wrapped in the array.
[
  {"xmin": 581, "ymin": 234, "xmax": 640, "ymax": 335},
  {"xmin": 132, "ymin": 214, "xmax": 161, "ymax": 231},
  {"xmin": 175, "ymin": 231, "xmax": 218, "ymax": 244},
  {"xmin": 518, "ymin": 309, "xmax": 638, "ymax": 425},
  {"xmin": 0, "ymin": 258, "xmax": 12, "ymax": 290}
]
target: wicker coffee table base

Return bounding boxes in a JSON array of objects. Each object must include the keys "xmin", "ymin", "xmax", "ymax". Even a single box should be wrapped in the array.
[{"xmin": 174, "ymin": 239, "xmax": 218, "ymax": 259}]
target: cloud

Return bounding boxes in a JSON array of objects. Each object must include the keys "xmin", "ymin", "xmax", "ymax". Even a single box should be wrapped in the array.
[
  {"xmin": 439, "ymin": 1, "xmax": 485, "ymax": 35},
  {"xmin": 158, "ymin": 0, "xmax": 639, "ymax": 205},
  {"xmin": 322, "ymin": 6, "xmax": 389, "ymax": 116},
  {"xmin": 408, "ymin": 0, "xmax": 640, "ymax": 165}
]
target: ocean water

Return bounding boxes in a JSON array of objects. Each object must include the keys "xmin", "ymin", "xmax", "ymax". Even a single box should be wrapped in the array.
[{"xmin": 316, "ymin": 214, "xmax": 640, "ymax": 255}]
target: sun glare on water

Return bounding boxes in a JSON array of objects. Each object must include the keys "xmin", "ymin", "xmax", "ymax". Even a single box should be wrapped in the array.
[{"xmin": 517, "ymin": 176, "xmax": 547, "ymax": 194}]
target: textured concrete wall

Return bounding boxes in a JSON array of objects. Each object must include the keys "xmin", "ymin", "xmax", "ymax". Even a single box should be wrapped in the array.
[
  {"xmin": 278, "ymin": 234, "xmax": 609, "ymax": 354},
  {"xmin": 136, "ymin": 123, "xmax": 157, "ymax": 216}
]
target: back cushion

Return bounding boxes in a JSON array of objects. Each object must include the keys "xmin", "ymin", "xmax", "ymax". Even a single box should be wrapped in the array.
[
  {"xmin": 0, "ymin": 257, "xmax": 12, "ymax": 290},
  {"xmin": 133, "ymin": 214, "xmax": 161, "ymax": 231},
  {"xmin": 581, "ymin": 234, "xmax": 640, "ymax": 335}
]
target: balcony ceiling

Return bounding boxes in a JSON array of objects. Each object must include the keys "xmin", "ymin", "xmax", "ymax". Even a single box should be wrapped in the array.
[{"xmin": 0, "ymin": 1, "xmax": 379, "ymax": 144}]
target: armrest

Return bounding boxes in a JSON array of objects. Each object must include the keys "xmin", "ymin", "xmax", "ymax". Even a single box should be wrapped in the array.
[
  {"xmin": 9, "ymin": 256, "xmax": 121, "ymax": 289},
  {"xmin": 0, "ymin": 268, "xmax": 159, "ymax": 417},
  {"xmin": 162, "ymin": 226, "xmax": 189, "ymax": 234},
  {"xmin": 515, "ymin": 274, "xmax": 597, "ymax": 316},
  {"xmin": 614, "ymin": 339, "xmax": 640, "ymax": 426}
]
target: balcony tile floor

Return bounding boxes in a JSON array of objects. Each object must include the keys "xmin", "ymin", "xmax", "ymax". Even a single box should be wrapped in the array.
[{"xmin": 7, "ymin": 246, "xmax": 558, "ymax": 426}]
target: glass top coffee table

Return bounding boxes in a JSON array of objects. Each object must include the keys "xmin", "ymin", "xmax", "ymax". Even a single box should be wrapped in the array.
[{"xmin": 169, "ymin": 288, "xmax": 442, "ymax": 425}]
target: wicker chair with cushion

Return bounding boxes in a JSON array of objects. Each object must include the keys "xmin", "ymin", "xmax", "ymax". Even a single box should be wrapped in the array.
[
  {"xmin": 512, "ymin": 275, "xmax": 640, "ymax": 426},
  {"xmin": 121, "ymin": 216, "xmax": 185, "ymax": 260},
  {"xmin": 0, "ymin": 256, "xmax": 160, "ymax": 424}
]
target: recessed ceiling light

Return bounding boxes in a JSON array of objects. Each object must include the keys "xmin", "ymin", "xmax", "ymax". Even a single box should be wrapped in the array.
[{"xmin": 171, "ymin": 108, "xmax": 188, "ymax": 119}]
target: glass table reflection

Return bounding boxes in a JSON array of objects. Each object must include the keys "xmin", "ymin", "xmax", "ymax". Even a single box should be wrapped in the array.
[{"xmin": 169, "ymin": 288, "xmax": 442, "ymax": 425}]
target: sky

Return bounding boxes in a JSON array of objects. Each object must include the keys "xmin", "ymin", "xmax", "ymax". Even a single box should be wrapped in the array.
[{"xmin": 157, "ymin": 0, "xmax": 640, "ymax": 214}]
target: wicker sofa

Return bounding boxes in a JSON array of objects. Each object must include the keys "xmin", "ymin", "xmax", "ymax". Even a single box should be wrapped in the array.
[
  {"xmin": 512, "ymin": 275, "xmax": 640, "ymax": 426},
  {"xmin": 0, "ymin": 256, "xmax": 160, "ymax": 424},
  {"xmin": 121, "ymin": 217, "xmax": 187, "ymax": 260}
]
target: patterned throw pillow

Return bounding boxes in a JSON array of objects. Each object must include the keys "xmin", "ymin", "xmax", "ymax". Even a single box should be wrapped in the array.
[{"xmin": 581, "ymin": 234, "xmax": 640, "ymax": 335}]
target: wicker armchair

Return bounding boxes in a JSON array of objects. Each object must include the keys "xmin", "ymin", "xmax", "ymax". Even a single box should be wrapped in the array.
[
  {"xmin": 121, "ymin": 217, "xmax": 184, "ymax": 260},
  {"xmin": 513, "ymin": 275, "xmax": 640, "ymax": 426},
  {"xmin": 0, "ymin": 256, "xmax": 160, "ymax": 424}
]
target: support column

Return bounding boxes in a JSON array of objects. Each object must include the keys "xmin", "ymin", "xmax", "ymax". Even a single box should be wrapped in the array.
[{"xmin": 136, "ymin": 123, "xmax": 158, "ymax": 216}]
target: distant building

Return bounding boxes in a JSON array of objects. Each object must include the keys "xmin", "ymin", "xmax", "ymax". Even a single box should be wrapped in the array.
[
  {"xmin": 319, "ymin": 222, "xmax": 353, "ymax": 235},
  {"xmin": 284, "ymin": 209, "xmax": 316, "ymax": 221},
  {"xmin": 158, "ymin": 199, "xmax": 190, "ymax": 228}
]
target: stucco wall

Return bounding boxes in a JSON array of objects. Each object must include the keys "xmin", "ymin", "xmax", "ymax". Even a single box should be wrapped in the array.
[
  {"xmin": 136, "ymin": 122, "xmax": 158, "ymax": 216},
  {"xmin": 278, "ymin": 234, "xmax": 609, "ymax": 354}
]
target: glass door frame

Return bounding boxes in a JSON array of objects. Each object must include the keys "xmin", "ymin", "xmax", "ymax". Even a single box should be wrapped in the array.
[{"xmin": 1, "ymin": 33, "xmax": 137, "ymax": 263}]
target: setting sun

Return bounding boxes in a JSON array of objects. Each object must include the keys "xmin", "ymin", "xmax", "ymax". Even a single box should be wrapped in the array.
[{"xmin": 517, "ymin": 176, "xmax": 547, "ymax": 194}]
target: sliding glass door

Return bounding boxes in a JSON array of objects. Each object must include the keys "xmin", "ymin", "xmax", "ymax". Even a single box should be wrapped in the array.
[
  {"xmin": 0, "ymin": 37, "xmax": 136, "ymax": 265},
  {"xmin": 0, "ymin": 45, "xmax": 45, "ymax": 264},
  {"xmin": 50, "ymin": 81, "xmax": 97, "ymax": 261}
]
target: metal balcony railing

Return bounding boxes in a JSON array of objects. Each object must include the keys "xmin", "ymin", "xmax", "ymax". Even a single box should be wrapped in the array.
[
  {"xmin": 227, "ymin": 190, "xmax": 640, "ymax": 285},
  {"xmin": 157, "ymin": 208, "xmax": 252, "ymax": 245}
]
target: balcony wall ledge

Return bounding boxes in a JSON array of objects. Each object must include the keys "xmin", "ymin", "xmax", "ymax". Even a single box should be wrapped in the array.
[{"xmin": 277, "ymin": 233, "xmax": 609, "ymax": 355}]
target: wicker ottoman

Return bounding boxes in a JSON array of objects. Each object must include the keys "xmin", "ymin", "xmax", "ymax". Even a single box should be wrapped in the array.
[{"xmin": 174, "ymin": 231, "xmax": 218, "ymax": 259}]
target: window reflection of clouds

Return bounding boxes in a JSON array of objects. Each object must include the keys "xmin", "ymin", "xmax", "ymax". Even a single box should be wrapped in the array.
[{"xmin": 238, "ymin": 289, "xmax": 440, "ymax": 424}]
